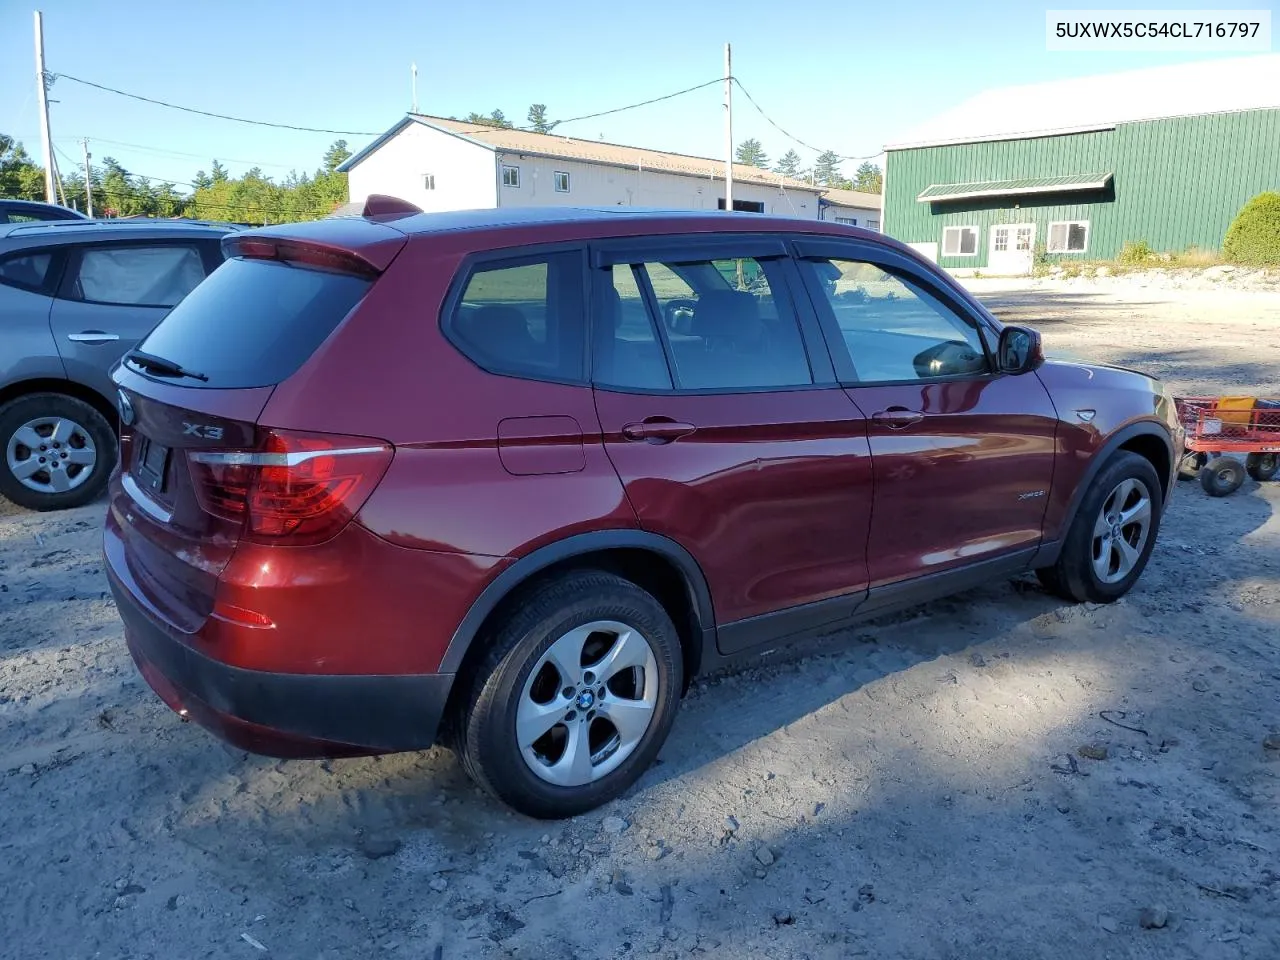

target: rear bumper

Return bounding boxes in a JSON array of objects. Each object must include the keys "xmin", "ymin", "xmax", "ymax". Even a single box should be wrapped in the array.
[{"xmin": 106, "ymin": 548, "xmax": 453, "ymax": 757}]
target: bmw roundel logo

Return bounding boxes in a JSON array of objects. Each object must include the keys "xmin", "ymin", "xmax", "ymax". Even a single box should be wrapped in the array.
[{"xmin": 117, "ymin": 389, "xmax": 135, "ymax": 426}]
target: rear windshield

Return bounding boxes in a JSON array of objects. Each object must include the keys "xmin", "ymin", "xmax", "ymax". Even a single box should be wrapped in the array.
[{"xmin": 133, "ymin": 257, "xmax": 371, "ymax": 388}]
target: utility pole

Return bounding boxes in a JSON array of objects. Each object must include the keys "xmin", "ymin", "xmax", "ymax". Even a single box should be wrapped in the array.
[
  {"xmin": 411, "ymin": 62, "xmax": 418, "ymax": 114},
  {"xmin": 34, "ymin": 11, "xmax": 56, "ymax": 204},
  {"xmin": 723, "ymin": 42, "xmax": 733, "ymax": 213},
  {"xmin": 81, "ymin": 138, "xmax": 93, "ymax": 217}
]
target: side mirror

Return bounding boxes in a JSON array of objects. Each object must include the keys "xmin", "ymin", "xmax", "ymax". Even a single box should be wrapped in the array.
[{"xmin": 998, "ymin": 325, "xmax": 1043, "ymax": 374}]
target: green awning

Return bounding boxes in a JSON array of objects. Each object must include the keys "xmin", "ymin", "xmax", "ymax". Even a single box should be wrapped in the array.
[{"xmin": 917, "ymin": 172, "xmax": 1113, "ymax": 203}]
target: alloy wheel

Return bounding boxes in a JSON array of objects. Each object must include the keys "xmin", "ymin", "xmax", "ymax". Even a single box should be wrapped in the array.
[
  {"xmin": 1090, "ymin": 477, "xmax": 1153, "ymax": 584},
  {"xmin": 5, "ymin": 416, "xmax": 98, "ymax": 495},
  {"xmin": 516, "ymin": 619, "xmax": 659, "ymax": 787}
]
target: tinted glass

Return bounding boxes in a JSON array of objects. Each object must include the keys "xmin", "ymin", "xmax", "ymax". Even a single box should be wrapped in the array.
[
  {"xmin": 593, "ymin": 265, "xmax": 671, "ymax": 390},
  {"xmin": 639, "ymin": 256, "xmax": 811, "ymax": 390},
  {"xmin": 449, "ymin": 252, "xmax": 585, "ymax": 381},
  {"xmin": 804, "ymin": 258, "xmax": 988, "ymax": 382},
  {"xmin": 72, "ymin": 245, "xmax": 206, "ymax": 307},
  {"xmin": 0, "ymin": 251, "xmax": 54, "ymax": 291},
  {"xmin": 134, "ymin": 257, "xmax": 370, "ymax": 388}
]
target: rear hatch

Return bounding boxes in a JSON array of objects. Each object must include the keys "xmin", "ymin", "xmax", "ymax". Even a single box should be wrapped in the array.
[{"xmin": 108, "ymin": 224, "xmax": 405, "ymax": 633}]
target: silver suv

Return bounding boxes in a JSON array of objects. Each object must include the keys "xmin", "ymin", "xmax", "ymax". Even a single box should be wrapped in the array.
[{"xmin": 0, "ymin": 219, "xmax": 231, "ymax": 510}]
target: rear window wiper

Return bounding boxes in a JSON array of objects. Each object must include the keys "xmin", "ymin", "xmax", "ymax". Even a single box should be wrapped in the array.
[{"xmin": 126, "ymin": 350, "xmax": 209, "ymax": 382}]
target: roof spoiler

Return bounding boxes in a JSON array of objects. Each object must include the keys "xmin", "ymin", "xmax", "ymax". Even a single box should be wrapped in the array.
[{"xmin": 362, "ymin": 194, "xmax": 423, "ymax": 218}]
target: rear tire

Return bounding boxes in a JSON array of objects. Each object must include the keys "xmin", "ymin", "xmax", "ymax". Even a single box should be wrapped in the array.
[
  {"xmin": 1200, "ymin": 456, "xmax": 1245, "ymax": 497},
  {"xmin": 1245, "ymin": 453, "xmax": 1278, "ymax": 482},
  {"xmin": 0, "ymin": 393, "xmax": 116, "ymax": 511},
  {"xmin": 453, "ymin": 570, "xmax": 683, "ymax": 819},
  {"xmin": 1036, "ymin": 451, "xmax": 1162, "ymax": 603}
]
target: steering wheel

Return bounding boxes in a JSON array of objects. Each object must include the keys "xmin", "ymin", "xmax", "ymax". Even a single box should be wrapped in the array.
[
  {"xmin": 912, "ymin": 339, "xmax": 985, "ymax": 378},
  {"xmin": 662, "ymin": 298, "xmax": 698, "ymax": 334}
]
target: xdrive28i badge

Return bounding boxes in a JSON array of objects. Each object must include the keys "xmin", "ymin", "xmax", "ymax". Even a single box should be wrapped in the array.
[{"xmin": 117, "ymin": 389, "xmax": 135, "ymax": 426}]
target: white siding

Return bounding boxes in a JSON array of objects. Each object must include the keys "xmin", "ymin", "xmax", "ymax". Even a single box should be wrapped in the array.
[
  {"xmin": 823, "ymin": 203, "xmax": 882, "ymax": 231},
  {"xmin": 489, "ymin": 154, "xmax": 821, "ymax": 218},
  {"xmin": 346, "ymin": 123, "xmax": 497, "ymax": 212}
]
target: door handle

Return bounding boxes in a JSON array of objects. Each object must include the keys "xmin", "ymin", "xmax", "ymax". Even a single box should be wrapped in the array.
[
  {"xmin": 67, "ymin": 331, "xmax": 120, "ymax": 344},
  {"xmin": 621, "ymin": 419, "xmax": 697, "ymax": 444},
  {"xmin": 872, "ymin": 407, "xmax": 924, "ymax": 429}
]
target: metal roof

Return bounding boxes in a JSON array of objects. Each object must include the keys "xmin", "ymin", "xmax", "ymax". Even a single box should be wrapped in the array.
[
  {"xmin": 916, "ymin": 172, "xmax": 1113, "ymax": 203},
  {"xmin": 887, "ymin": 54, "xmax": 1280, "ymax": 150},
  {"xmin": 818, "ymin": 188, "xmax": 883, "ymax": 210},
  {"xmin": 340, "ymin": 114, "xmax": 825, "ymax": 194}
]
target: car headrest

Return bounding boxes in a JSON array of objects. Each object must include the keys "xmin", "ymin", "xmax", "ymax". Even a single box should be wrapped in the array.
[
  {"xmin": 691, "ymin": 290, "xmax": 761, "ymax": 339},
  {"xmin": 463, "ymin": 305, "xmax": 536, "ymax": 356}
]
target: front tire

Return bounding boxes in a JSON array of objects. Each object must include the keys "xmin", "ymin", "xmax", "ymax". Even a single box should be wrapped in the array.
[
  {"xmin": 453, "ymin": 571, "xmax": 683, "ymax": 819},
  {"xmin": 1036, "ymin": 451, "xmax": 1162, "ymax": 603},
  {"xmin": 0, "ymin": 393, "xmax": 116, "ymax": 511}
]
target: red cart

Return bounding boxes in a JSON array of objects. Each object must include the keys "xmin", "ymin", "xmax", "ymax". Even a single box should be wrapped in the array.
[{"xmin": 1175, "ymin": 396, "xmax": 1280, "ymax": 496}]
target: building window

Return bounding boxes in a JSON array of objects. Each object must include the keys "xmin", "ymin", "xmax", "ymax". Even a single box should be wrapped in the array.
[
  {"xmin": 865, "ymin": 219, "xmax": 880, "ymax": 232},
  {"xmin": 716, "ymin": 198, "xmax": 765, "ymax": 213},
  {"xmin": 423, "ymin": 174, "xmax": 436, "ymax": 191},
  {"xmin": 554, "ymin": 171, "xmax": 570, "ymax": 193},
  {"xmin": 1016, "ymin": 226, "xmax": 1033, "ymax": 251},
  {"xmin": 942, "ymin": 225, "xmax": 979, "ymax": 257},
  {"xmin": 834, "ymin": 216, "xmax": 857, "ymax": 225},
  {"xmin": 1047, "ymin": 220, "xmax": 1089, "ymax": 253},
  {"xmin": 501, "ymin": 165, "xmax": 520, "ymax": 188},
  {"xmin": 994, "ymin": 230, "xmax": 1008, "ymax": 252}
]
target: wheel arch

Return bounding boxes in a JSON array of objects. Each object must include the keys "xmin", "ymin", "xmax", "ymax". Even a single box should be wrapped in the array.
[
  {"xmin": 439, "ymin": 530, "xmax": 716, "ymax": 709},
  {"xmin": 1058, "ymin": 421, "xmax": 1174, "ymax": 540},
  {"xmin": 0, "ymin": 377, "xmax": 119, "ymax": 436}
]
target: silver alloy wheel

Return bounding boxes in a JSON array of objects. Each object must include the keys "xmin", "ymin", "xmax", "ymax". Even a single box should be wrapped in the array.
[
  {"xmin": 1091, "ymin": 477, "xmax": 1153, "ymax": 584},
  {"xmin": 4, "ymin": 416, "xmax": 98, "ymax": 495},
  {"xmin": 516, "ymin": 619, "xmax": 659, "ymax": 787}
]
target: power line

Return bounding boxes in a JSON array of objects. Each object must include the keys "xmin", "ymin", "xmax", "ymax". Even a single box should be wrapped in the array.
[
  {"xmin": 51, "ymin": 73, "xmax": 384, "ymax": 136},
  {"xmin": 52, "ymin": 70, "xmax": 723, "ymax": 140},
  {"xmin": 544, "ymin": 79, "xmax": 722, "ymax": 131},
  {"xmin": 731, "ymin": 76, "xmax": 881, "ymax": 163},
  {"xmin": 54, "ymin": 135, "xmax": 297, "ymax": 170}
]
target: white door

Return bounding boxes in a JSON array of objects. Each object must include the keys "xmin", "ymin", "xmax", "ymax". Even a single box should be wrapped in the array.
[{"xmin": 988, "ymin": 223, "xmax": 1035, "ymax": 275}]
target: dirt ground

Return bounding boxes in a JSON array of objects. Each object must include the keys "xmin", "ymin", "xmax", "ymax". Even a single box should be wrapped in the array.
[{"xmin": 2, "ymin": 276, "xmax": 1278, "ymax": 960}]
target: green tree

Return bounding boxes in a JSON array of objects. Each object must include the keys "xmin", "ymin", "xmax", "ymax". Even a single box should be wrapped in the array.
[
  {"xmin": 853, "ymin": 161, "xmax": 883, "ymax": 194},
  {"xmin": 464, "ymin": 110, "xmax": 514, "ymax": 129},
  {"xmin": 773, "ymin": 149, "xmax": 802, "ymax": 178},
  {"xmin": 527, "ymin": 104, "xmax": 551, "ymax": 134},
  {"xmin": 192, "ymin": 169, "xmax": 214, "ymax": 191},
  {"xmin": 322, "ymin": 140, "xmax": 351, "ymax": 172},
  {"xmin": 813, "ymin": 151, "xmax": 844, "ymax": 187},
  {"xmin": 0, "ymin": 134, "xmax": 47, "ymax": 200},
  {"xmin": 1223, "ymin": 191, "xmax": 1280, "ymax": 265},
  {"xmin": 735, "ymin": 138, "xmax": 769, "ymax": 169},
  {"xmin": 210, "ymin": 160, "xmax": 229, "ymax": 183}
]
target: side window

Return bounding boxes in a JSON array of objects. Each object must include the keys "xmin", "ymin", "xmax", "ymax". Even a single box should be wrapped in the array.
[
  {"xmin": 0, "ymin": 250, "xmax": 57, "ymax": 293},
  {"xmin": 802, "ymin": 258, "xmax": 989, "ymax": 382},
  {"xmin": 448, "ymin": 251, "xmax": 585, "ymax": 382},
  {"xmin": 640, "ymin": 256, "xmax": 812, "ymax": 390},
  {"xmin": 594, "ymin": 265, "xmax": 672, "ymax": 390},
  {"xmin": 70, "ymin": 244, "xmax": 206, "ymax": 307}
]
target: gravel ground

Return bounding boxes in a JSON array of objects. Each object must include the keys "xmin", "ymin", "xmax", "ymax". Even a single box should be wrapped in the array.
[{"xmin": 3, "ymin": 276, "xmax": 1279, "ymax": 960}]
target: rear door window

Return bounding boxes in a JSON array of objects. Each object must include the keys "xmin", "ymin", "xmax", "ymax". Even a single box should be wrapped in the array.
[
  {"xmin": 132, "ymin": 257, "xmax": 371, "ymax": 388},
  {"xmin": 0, "ymin": 249, "xmax": 63, "ymax": 293},
  {"xmin": 67, "ymin": 244, "xmax": 207, "ymax": 308},
  {"xmin": 445, "ymin": 251, "xmax": 586, "ymax": 382}
]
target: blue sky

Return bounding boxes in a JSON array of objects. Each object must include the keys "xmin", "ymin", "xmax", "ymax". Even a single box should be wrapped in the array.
[{"xmin": 1, "ymin": 0, "xmax": 1273, "ymax": 192}]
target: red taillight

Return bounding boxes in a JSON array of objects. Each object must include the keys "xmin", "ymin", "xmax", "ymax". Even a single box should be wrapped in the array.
[{"xmin": 187, "ymin": 429, "xmax": 393, "ymax": 545}]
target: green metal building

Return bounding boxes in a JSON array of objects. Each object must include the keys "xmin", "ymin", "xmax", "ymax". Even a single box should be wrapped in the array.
[{"xmin": 882, "ymin": 56, "xmax": 1280, "ymax": 274}]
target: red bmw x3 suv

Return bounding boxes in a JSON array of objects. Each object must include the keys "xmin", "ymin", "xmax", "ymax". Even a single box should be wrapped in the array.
[{"xmin": 105, "ymin": 203, "xmax": 1182, "ymax": 818}]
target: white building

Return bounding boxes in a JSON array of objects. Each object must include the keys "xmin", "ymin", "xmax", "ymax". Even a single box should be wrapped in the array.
[
  {"xmin": 817, "ymin": 187, "xmax": 882, "ymax": 231},
  {"xmin": 339, "ymin": 114, "xmax": 829, "ymax": 218}
]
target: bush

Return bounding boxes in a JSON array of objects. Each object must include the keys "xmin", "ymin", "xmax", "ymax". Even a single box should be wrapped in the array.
[
  {"xmin": 1223, "ymin": 191, "xmax": 1280, "ymax": 265},
  {"xmin": 1117, "ymin": 239, "xmax": 1156, "ymax": 264}
]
